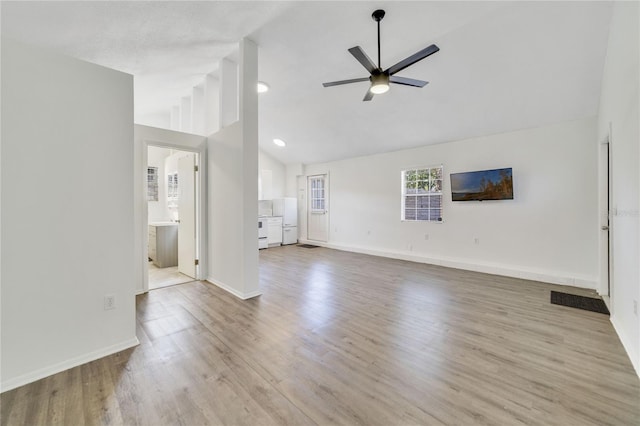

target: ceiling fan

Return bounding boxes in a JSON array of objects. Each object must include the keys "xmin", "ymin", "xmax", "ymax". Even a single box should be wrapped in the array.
[{"xmin": 323, "ymin": 9, "xmax": 440, "ymax": 101}]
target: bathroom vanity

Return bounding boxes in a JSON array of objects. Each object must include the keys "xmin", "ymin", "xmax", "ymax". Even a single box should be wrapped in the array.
[{"xmin": 148, "ymin": 222, "xmax": 178, "ymax": 267}]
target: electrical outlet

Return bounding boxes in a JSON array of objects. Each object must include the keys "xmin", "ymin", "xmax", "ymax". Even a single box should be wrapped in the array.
[
  {"xmin": 474, "ymin": 237, "xmax": 480, "ymax": 245},
  {"xmin": 104, "ymin": 294, "xmax": 116, "ymax": 311}
]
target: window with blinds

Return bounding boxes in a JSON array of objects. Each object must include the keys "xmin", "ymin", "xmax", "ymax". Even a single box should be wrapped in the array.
[
  {"xmin": 401, "ymin": 166, "xmax": 443, "ymax": 222},
  {"xmin": 147, "ymin": 167, "xmax": 158, "ymax": 201}
]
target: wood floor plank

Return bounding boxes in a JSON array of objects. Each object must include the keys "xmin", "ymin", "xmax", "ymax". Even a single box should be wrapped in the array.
[{"xmin": 1, "ymin": 245, "xmax": 639, "ymax": 425}]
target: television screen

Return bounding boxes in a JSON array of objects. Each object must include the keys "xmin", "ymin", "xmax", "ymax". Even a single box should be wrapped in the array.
[{"xmin": 450, "ymin": 168, "xmax": 513, "ymax": 201}]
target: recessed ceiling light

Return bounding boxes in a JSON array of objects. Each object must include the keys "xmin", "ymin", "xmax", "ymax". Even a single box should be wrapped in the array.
[
  {"xmin": 273, "ymin": 138, "xmax": 286, "ymax": 147},
  {"xmin": 257, "ymin": 81, "xmax": 270, "ymax": 93}
]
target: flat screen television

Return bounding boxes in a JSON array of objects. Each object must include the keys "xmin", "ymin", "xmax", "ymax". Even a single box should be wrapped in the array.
[{"xmin": 450, "ymin": 168, "xmax": 513, "ymax": 201}]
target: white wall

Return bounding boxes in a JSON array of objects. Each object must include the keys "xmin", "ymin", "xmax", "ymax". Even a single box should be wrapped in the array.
[
  {"xmin": 205, "ymin": 73, "xmax": 221, "ymax": 135},
  {"xmin": 302, "ymin": 117, "xmax": 599, "ymax": 288},
  {"xmin": 134, "ymin": 125, "xmax": 207, "ymax": 294},
  {"xmin": 597, "ymin": 1, "xmax": 640, "ymax": 375},
  {"xmin": 191, "ymin": 84, "xmax": 205, "ymax": 136},
  {"xmin": 207, "ymin": 39, "xmax": 260, "ymax": 300},
  {"xmin": 259, "ymin": 149, "xmax": 286, "ymax": 199},
  {"xmin": 1, "ymin": 39, "xmax": 137, "ymax": 391},
  {"xmin": 286, "ymin": 163, "xmax": 304, "ymax": 198},
  {"xmin": 147, "ymin": 146, "xmax": 171, "ymax": 222},
  {"xmin": 138, "ymin": 111, "xmax": 171, "ymax": 130}
]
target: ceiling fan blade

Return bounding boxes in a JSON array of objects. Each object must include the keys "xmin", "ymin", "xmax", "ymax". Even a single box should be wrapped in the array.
[
  {"xmin": 363, "ymin": 90, "xmax": 374, "ymax": 102},
  {"xmin": 348, "ymin": 46, "xmax": 377, "ymax": 74},
  {"xmin": 385, "ymin": 44, "xmax": 439, "ymax": 76},
  {"xmin": 389, "ymin": 76, "xmax": 429, "ymax": 88},
  {"xmin": 323, "ymin": 77, "xmax": 370, "ymax": 87}
]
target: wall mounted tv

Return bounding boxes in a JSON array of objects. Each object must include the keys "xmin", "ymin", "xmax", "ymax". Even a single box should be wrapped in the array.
[{"xmin": 450, "ymin": 168, "xmax": 513, "ymax": 201}]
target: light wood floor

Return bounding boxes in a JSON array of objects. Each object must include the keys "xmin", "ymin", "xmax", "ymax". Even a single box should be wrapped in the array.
[
  {"xmin": 148, "ymin": 262, "xmax": 194, "ymax": 290},
  {"xmin": 2, "ymin": 246, "xmax": 639, "ymax": 425}
]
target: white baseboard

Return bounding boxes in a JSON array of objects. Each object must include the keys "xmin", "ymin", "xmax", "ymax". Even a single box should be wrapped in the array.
[
  {"xmin": 610, "ymin": 315, "xmax": 640, "ymax": 378},
  {"xmin": 0, "ymin": 337, "xmax": 140, "ymax": 393},
  {"xmin": 299, "ymin": 239, "xmax": 598, "ymax": 289},
  {"xmin": 206, "ymin": 277, "xmax": 262, "ymax": 300}
]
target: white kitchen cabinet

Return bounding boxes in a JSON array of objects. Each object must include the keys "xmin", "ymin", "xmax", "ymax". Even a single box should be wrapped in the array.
[
  {"xmin": 149, "ymin": 223, "xmax": 178, "ymax": 267},
  {"xmin": 267, "ymin": 217, "xmax": 283, "ymax": 247}
]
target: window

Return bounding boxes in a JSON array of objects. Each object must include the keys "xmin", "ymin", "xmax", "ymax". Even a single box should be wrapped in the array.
[
  {"xmin": 167, "ymin": 172, "xmax": 179, "ymax": 200},
  {"xmin": 309, "ymin": 176, "xmax": 326, "ymax": 212},
  {"xmin": 402, "ymin": 166, "xmax": 443, "ymax": 222},
  {"xmin": 147, "ymin": 167, "xmax": 158, "ymax": 201}
]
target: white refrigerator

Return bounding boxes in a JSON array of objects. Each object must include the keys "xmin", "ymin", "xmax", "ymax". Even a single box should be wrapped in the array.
[{"xmin": 273, "ymin": 198, "xmax": 298, "ymax": 245}]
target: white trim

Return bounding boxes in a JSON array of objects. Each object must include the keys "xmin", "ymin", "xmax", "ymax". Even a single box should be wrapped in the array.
[
  {"xmin": 0, "ymin": 337, "xmax": 140, "ymax": 393},
  {"xmin": 141, "ymin": 139, "xmax": 207, "ymax": 293},
  {"xmin": 206, "ymin": 277, "xmax": 262, "ymax": 300},
  {"xmin": 298, "ymin": 239, "xmax": 598, "ymax": 289}
]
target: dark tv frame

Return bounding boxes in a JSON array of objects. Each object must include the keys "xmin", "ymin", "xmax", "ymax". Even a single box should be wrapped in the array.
[{"xmin": 450, "ymin": 167, "xmax": 513, "ymax": 201}]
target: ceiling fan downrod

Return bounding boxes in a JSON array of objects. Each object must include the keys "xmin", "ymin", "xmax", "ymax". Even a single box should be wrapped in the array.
[{"xmin": 372, "ymin": 9, "xmax": 385, "ymax": 70}]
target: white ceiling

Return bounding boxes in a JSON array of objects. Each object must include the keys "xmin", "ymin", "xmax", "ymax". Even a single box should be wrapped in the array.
[{"xmin": 2, "ymin": 1, "xmax": 613, "ymax": 165}]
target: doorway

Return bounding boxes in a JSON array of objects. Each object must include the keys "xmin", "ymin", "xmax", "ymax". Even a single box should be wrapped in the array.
[
  {"xmin": 307, "ymin": 174, "xmax": 329, "ymax": 242},
  {"xmin": 147, "ymin": 146, "xmax": 199, "ymax": 290}
]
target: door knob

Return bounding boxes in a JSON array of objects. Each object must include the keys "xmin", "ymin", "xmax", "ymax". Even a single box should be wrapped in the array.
[{"xmin": 601, "ymin": 225, "xmax": 609, "ymax": 231}]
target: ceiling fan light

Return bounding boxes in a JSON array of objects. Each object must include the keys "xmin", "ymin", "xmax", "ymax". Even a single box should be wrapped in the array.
[
  {"xmin": 370, "ymin": 82, "xmax": 390, "ymax": 94},
  {"xmin": 370, "ymin": 73, "xmax": 390, "ymax": 94}
]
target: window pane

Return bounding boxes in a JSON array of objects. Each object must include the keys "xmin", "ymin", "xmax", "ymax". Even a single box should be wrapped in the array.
[
  {"xmin": 417, "ymin": 209, "xmax": 429, "ymax": 221},
  {"xmin": 404, "ymin": 209, "xmax": 416, "ymax": 220},
  {"xmin": 430, "ymin": 195, "xmax": 442, "ymax": 209},
  {"xmin": 429, "ymin": 168, "xmax": 442, "ymax": 181},
  {"xmin": 417, "ymin": 180, "xmax": 428, "ymax": 193},
  {"xmin": 417, "ymin": 169, "xmax": 429, "ymax": 181},
  {"xmin": 405, "ymin": 196, "xmax": 416, "ymax": 209},
  {"xmin": 429, "ymin": 208, "xmax": 442, "ymax": 222},
  {"xmin": 417, "ymin": 196, "xmax": 430, "ymax": 208},
  {"xmin": 431, "ymin": 179, "xmax": 442, "ymax": 192},
  {"xmin": 405, "ymin": 170, "xmax": 417, "ymax": 182},
  {"xmin": 405, "ymin": 177, "xmax": 417, "ymax": 189}
]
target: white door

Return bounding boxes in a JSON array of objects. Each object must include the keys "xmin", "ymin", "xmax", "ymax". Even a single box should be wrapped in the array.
[
  {"xmin": 178, "ymin": 154, "xmax": 196, "ymax": 278},
  {"xmin": 307, "ymin": 174, "xmax": 328, "ymax": 242}
]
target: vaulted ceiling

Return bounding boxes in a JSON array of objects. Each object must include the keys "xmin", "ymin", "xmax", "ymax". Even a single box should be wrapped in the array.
[{"xmin": 2, "ymin": 1, "xmax": 613, "ymax": 165}]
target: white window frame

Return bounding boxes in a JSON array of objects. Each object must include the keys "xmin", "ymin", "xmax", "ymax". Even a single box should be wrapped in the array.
[
  {"xmin": 167, "ymin": 172, "xmax": 179, "ymax": 201},
  {"xmin": 401, "ymin": 165, "xmax": 444, "ymax": 222},
  {"xmin": 309, "ymin": 175, "xmax": 326, "ymax": 213},
  {"xmin": 147, "ymin": 167, "xmax": 159, "ymax": 201}
]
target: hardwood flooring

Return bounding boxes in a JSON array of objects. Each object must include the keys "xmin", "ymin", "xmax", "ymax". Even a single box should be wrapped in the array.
[
  {"xmin": 148, "ymin": 262, "xmax": 194, "ymax": 290},
  {"xmin": 2, "ymin": 245, "xmax": 639, "ymax": 425}
]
